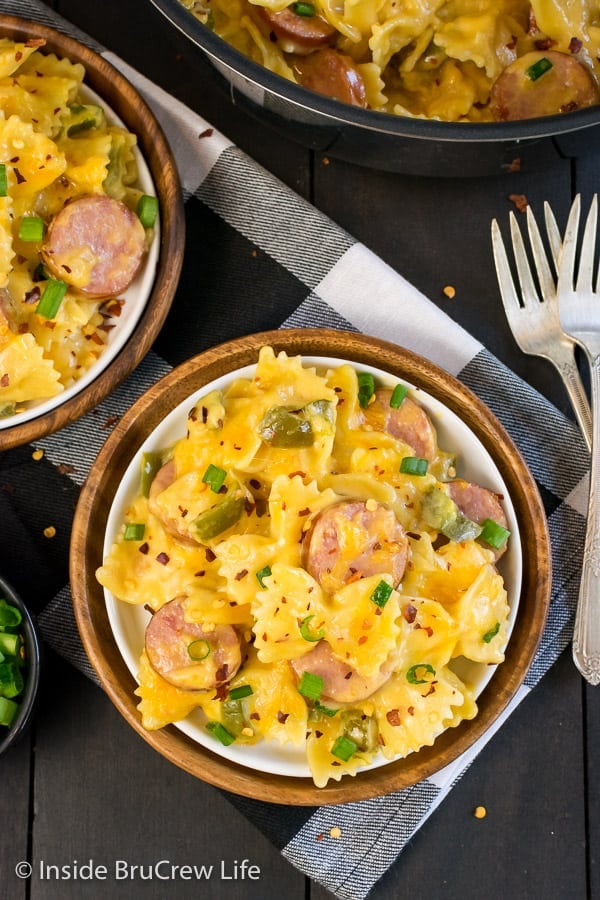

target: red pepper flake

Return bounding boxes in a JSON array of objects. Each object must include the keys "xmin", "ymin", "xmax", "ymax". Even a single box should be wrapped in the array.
[
  {"xmin": 423, "ymin": 683, "xmax": 437, "ymax": 697},
  {"xmin": 178, "ymin": 505, "xmax": 188, "ymax": 518},
  {"xmin": 407, "ymin": 706, "xmax": 415, "ymax": 716},
  {"xmin": 316, "ymin": 834, "xmax": 324, "ymax": 842},
  {"xmin": 155, "ymin": 552, "xmax": 170, "ymax": 565},
  {"xmin": 139, "ymin": 542, "xmax": 149, "ymax": 555},
  {"xmin": 198, "ymin": 128, "xmax": 214, "ymax": 139},
  {"xmin": 249, "ymin": 479, "xmax": 261, "ymax": 490},
  {"xmin": 262, "ymin": 632, "xmax": 268, "ymax": 642},
  {"xmin": 402, "ymin": 603, "xmax": 417, "ymax": 624},
  {"xmin": 15, "ymin": 51, "xmax": 23, "ymax": 61},
  {"xmin": 277, "ymin": 711, "xmax": 289, "ymax": 724},
  {"xmin": 103, "ymin": 415, "xmax": 119, "ymax": 428},
  {"xmin": 344, "ymin": 671, "xmax": 353, "ymax": 680},
  {"xmin": 57, "ymin": 463, "xmax": 76, "ymax": 475},
  {"xmin": 235, "ymin": 569, "xmax": 248, "ymax": 581},
  {"xmin": 569, "ymin": 36, "xmax": 583, "ymax": 53},
  {"xmin": 250, "ymin": 712, "xmax": 260, "ymax": 721},
  {"xmin": 386, "ymin": 709, "xmax": 402, "ymax": 726},
  {"xmin": 297, "ymin": 507, "xmax": 310, "ymax": 516},
  {"xmin": 205, "ymin": 548, "xmax": 216, "ymax": 562},
  {"xmin": 534, "ymin": 37, "xmax": 556, "ymax": 50},
  {"xmin": 358, "ymin": 635, "xmax": 368, "ymax": 645},
  {"xmin": 194, "ymin": 570, "xmax": 206, "ymax": 577},
  {"xmin": 13, "ymin": 167, "xmax": 25, "ymax": 184},
  {"xmin": 508, "ymin": 193, "xmax": 528, "ymax": 213},
  {"xmin": 215, "ymin": 664, "xmax": 229, "ymax": 683},
  {"xmin": 0, "ymin": 374, "xmax": 9, "ymax": 387}
]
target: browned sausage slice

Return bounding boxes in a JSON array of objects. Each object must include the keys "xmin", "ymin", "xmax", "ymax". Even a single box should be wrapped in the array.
[
  {"xmin": 360, "ymin": 389, "xmax": 437, "ymax": 460},
  {"xmin": 145, "ymin": 598, "xmax": 242, "ymax": 691},
  {"xmin": 293, "ymin": 48, "xmax": 367, "ymax": 107},
  {"xmin": 259, "ymin": 5, "xmax": 336, "ymax": 53},
  {"xmin": 447, "ymin": 479, "xmax": 509, "ymax": 558},
  {"xmin": 41, "ymin": 195, "xmax": 146, "ymax": 298},
  {"xmin": 291, "ymin": 639, "xmax": 392, "ymax": 702},
  {"xmin": 303, "ymin": 499, "xmax": 408, "ymax": 594},
  {"xmin": 490, "ymin": 50, "xmax": 600, "ymax": 121}
]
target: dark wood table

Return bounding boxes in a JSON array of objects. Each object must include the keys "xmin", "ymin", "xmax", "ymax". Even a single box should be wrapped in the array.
[{"xmin": 3, "ymin": 1, "xmax": 599, "ymax": 898}]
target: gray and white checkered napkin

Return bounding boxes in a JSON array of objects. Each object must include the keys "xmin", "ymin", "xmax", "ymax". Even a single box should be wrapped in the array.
[{"xmin": 8, "ymin": 1, "xmax": 589, "ymax": 898}]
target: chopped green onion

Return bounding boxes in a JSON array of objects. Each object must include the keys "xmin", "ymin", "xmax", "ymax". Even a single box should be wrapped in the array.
[
  {"xmin": 389, "ymin": 384, "xmax": 408, "ymax": 408},
  {"xmin": 36, "ymin": 278, "xmax": 68, "ymax": 319},
  {"xmin": 297, "ymin": 671, "xmax": 324, "ymax": 701},
  {"xmin": 202, "ymin": 463, "xmax": 227, "ymax": 493},
  {"xmin": 299, "ymin": 614, "xmax": 325, "ymax": 642},
  {"xmin": 187, "ymin": 639, "xmax": 211, "ymax": 660},
  {"xmin": 479, "ymin": 518, "xmax": 510, "ymax": 550},
  {"xmin": 0, "ymin": 164, "xmax": 7, "ymax": 197},
  {"xmin": 314, "ymin": 700, "xmax": 339, "ymax": 717},
  {"xmin": 406, "ymin": 663, "xmax": 436, "ymax": 684},
  {"xmin": 140, "ymin": 452, "xmax": 163, "ymax": 497},
  {"xmin": 331, "ymin": 735, "xmax": 357, "ymax": 762},
  {"xmin": 483, "ymin": 622, "xmax": 501, "ymax": 644},
  {"xmin": 229, "ymin": 684, "xmax": 253, "ymax": 700},
  {"xmin": 0, "ymin": 602, "xmax": 22, "ymax": 629},
  {"xmin": 123, "ymin": 523, "xmax": 145, "ymax": 541},
  {"xmin": 0, "ymin": 696, "xmax": 18, "ymax": 728},
  {"xmin": 294, "ymin": 1, "xmax": 315, "ymax": 14},
  {"xmin": 206, "ymin": 720, "xmax": 236, "ymax": 746},
  {"xmin": 357, "ymin": 372, "xmax": 375, "ymax": 409},
  {"xmin": 19, "ymin": 216, "xmax": 45, "ymax": 242},
  {"xmin": 400, "ymin": 456, "xmax": 428, "ymax": 476},
  {"xmin": 137, "ymin": 194, "xmax": 159, "ymax": 228},
  {"xmin": 256, "ymin": 565, "xmax": 272, "ymax": 588},
  {"xmin": 526, "ymin": 56, "xmax": 553, "ymax": 81},
  {"xmin": 370, "ymin": 580, "xmax": 393, "ymax": 609}
]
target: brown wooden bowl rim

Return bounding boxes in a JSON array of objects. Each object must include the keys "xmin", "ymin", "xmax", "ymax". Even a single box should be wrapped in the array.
[
  {"xmin": 0, "ymin": 16, "xmax": 185, "ymax": 450},
  {"xmin": 70, "ymin": 329, "xmax": 552, "ymax": 805}
]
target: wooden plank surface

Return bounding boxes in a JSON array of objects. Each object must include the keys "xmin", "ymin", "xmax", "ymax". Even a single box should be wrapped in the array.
[{"xmin": 1, "ymin": 2, "xmax": 595, "ymax": 898}]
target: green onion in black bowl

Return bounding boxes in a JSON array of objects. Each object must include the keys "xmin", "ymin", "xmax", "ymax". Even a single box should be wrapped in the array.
[{"xmin": 0, "ymin": 573, "xmax": 41, "ymax": 757}]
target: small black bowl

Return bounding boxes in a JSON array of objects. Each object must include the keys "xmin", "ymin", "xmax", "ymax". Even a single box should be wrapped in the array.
[{"xmin": 0, "ymin": 574, "xmax": 42, "ymax": 757}]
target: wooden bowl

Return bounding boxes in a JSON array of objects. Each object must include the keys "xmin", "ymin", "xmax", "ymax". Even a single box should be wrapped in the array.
[
  {"xmin": 0, "ymin": 16, "xmax": 184, "ymax": 450},
  {"xmin": 70, "ymin": 329, "xmax": 552, "ymax": 804}
]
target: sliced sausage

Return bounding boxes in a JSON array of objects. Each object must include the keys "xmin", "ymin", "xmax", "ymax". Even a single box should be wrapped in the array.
[
  {"xmin": 145, "ymin": 598, "xmax": 242, "ymax": 691},
  {"xmin": 447, "ymin": 479, "xmax": 509, "ymax": 558},
  {"xmin": 292, "ymin": 49, "xmax": 367, "ymax": 107},
  {"xmin": 259, "ymin": 5, "xmax": 336, "ymax": 54},
  {"xmin": 303, "ymin": 499, "xmax": 408, "ymax": 594},
  {"xmin": 41, "ymin": 195, "xmax": 146, "ymax": 298},
  {"xmin": 360, "ymin": 389, "xmax": 437, "ymax": 461},
  {"xmin": 291, "ymin": 640, "xmax": 392, "ymax": 702},
  {"xmin": 490, "ymin": 50, "xmax": 599, "ymax": 121}
]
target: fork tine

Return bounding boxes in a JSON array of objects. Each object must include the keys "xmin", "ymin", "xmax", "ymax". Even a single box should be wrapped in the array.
[
  {"xmin": 491, "ymin": 219, "xmax": 522, "ymax": 314},
  {"xmin": 526, "ymin": 205, "xmax": 555, "ymax": 299},
  {"xmin": 543, "ymin": 201, "xmax": 562, "ymax": 271},
  {"xmin": 558, "ymin": 193, "xmax": 581, "ymax": 295},
  {"xmin": 509, "ymin": 211, "xmax": 540, "ymax": 305},
  {"xmin": 576, "ymin": 194, "xmax": 598, "ymax": 294}
]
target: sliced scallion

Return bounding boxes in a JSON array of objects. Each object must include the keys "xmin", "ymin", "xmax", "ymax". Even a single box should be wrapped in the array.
[
  {"xmin": 294, "ymin": 1, "xmax": 315, "ymax": 14},
  {"xmin": 256, "ymin": 565, "xmax": 272, "ymax": 588},
  {"xmin": 202, "ymin": 463, "xmax": 227, "ymax": 493},
  {"xmin": 187, "ymin": 639, "xmax": 211, "ymax": 661},
  {"xmin": 299, "ymin": 614, "xmax": 325, "ymax": 642},
  {"xmin": 406, "ymin": 663, "xmax": 436, "ymax": 684},
  {"xmin": 479, "ymin": 518, "xmax": 510, "ymax": 550},
  {"xmin": 124, "ymin": 523, "xmax": 145, "ymax": 541},
  {"xmin": 389, "ymin": 383, "xmax": 408, "ymax": 408},
  {"xmin": 314, "ymin": 700, "xmax": 339, "ymax": 717},
  {"xmin": 36, "ymin": 278, "xmax": 68, "ymax": 319},
  {"xmin": 0, "ymin": 164, "xmax": 7, "ymax": 197},
  {"xmin": 19, "ymin": 216, "xmax": 45, "ymax": 243},
  {"xmin": 297, "ymin": 671, "xmax": 324, "ymax": 701},
  {"xmin": 526, "ymin": 56, "xmax": 553, "ymax": 81},
  {"xmin": 483, "ymin": 622, "xmax": 501, "ymax": 644},
  {"xmin": 399, "ymin": 456, "xmax": 428, "ymax": 476},
  {"xmin": 330, "ymin": 734, "xmax": 357, "ymax": 762},
  {"xmin": 229, "ymin": 684, "xmax": 253, "ymax": 700},
  {"xmin": 357, "ymin": 372, "xmax": 375, "ymax": 409},
  {"xmin": 370, "ymin": 580, "xmax": 393, "ymax": 609},
  {"xmin": 206, "ymin": 720, "xmax": 236, "ymax": 746},
  {"xmin": 136, "ymin": 194, "xmax": 159, "ymax": 228}
]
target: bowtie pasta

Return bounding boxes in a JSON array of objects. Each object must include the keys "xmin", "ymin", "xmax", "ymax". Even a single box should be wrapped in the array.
[
  {"xmin": 181, "ymin": 0, "xmax": 600, "ymax": 121},
  {"xmin": 0, "ymin": 38, "xmax": 157, "ymax": 420},
  {"xmin": 97, "ymin": 347, "xmax": 514, "ymax": 787}
]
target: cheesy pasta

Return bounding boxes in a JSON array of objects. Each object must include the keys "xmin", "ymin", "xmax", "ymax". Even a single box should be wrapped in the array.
[
  {"xmin": 98, "ymin": 347, "xmax": 513, "ymax": 787},
  {"xmin": 0, "ymin": 38, "xmax": 156, "ymax": 420},
  {"xmin": 181, "ymin": 0, "xmax": 600, "ymax": 121}
]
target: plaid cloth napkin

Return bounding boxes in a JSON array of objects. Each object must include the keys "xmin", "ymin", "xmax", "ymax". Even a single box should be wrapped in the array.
[{"xmin": 0, "ymin": 2, "xmax": 590, "ymax": 898}]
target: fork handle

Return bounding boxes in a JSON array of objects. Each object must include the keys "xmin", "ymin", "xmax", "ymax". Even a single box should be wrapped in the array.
[
  {"xmin": 573, "ymin": 345, "xmax": 600, "ymax": 684},
  {"xmin": 553, "ymin": 353, "xmax": 592, "ymax": 452}
]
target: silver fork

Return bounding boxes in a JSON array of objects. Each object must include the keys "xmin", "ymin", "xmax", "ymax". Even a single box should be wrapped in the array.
[
  {"xmin": 491, "ymin": 207, "xmax": 592, "ymax": 451},
  {"xmin": 557, "ymin": 194, "xmax": 600, "ymax": 685}
]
